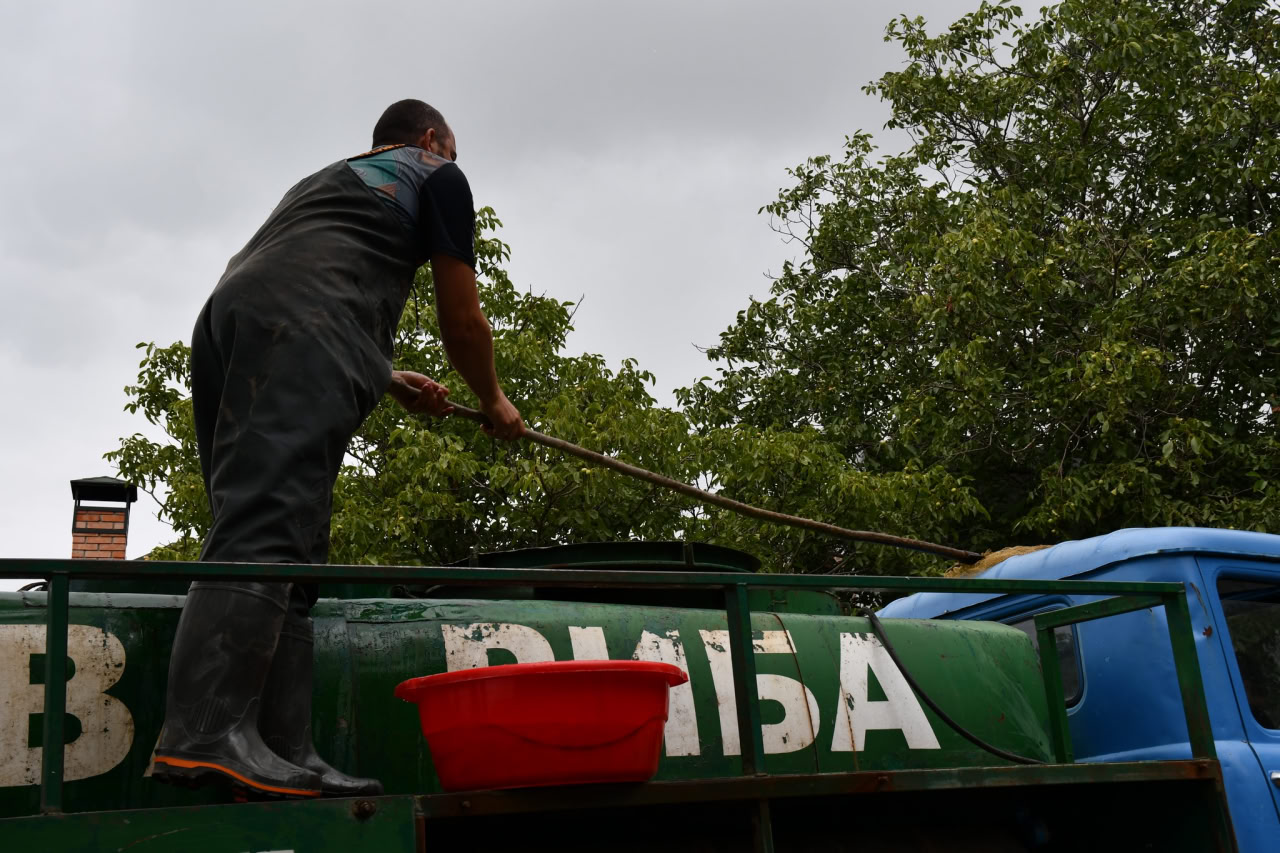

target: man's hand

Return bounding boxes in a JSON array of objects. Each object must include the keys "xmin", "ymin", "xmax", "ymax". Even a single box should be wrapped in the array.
[
  {"xmin": 389, "ymin": 370, "xmax": 455, "ymax": 417},
  {"xmin": 480, "ymin": 392, "xmax": 525, "ymax": 441}
]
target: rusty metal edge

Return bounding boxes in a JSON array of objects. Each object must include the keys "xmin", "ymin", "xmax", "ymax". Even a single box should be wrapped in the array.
[
  {"xmin": 0, "ymin": 557, "xmax": 1188, "ymax": 596},
  {"xmin": 0, "ymin": 793, "xmax": 421, "ymax": 828},
  {"xmin": 415, "ymin": 759, "xmax": 1226, "ymax": 819}
]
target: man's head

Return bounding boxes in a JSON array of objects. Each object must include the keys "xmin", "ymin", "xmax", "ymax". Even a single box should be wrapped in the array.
[{"xmin": 372, "ymin": 99, "xmax": 456, "ymax": 161}]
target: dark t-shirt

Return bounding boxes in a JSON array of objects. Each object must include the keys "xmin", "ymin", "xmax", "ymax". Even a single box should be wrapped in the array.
[{"xmin": 346, "ymin": 144, "xmax": 477, "ymax": 270}]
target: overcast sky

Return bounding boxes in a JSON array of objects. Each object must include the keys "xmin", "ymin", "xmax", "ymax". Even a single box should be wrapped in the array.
[{"xmin": 0, "ymin": 0, "xmax": 965, "ymax": 577}]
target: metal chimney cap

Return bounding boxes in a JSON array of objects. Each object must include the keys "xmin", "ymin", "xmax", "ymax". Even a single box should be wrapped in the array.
[{"xmin": 70, "ymin": 476, "xmax": 138, "ymax": 504}]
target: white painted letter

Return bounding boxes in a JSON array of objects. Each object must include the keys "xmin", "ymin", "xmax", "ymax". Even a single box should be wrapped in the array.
[
  {"xmin": 441, "ymin": 623, "xmax": 554, "ymax": 670},
  {"xmin": 0, "ymin": 624, "xmax": 135, "ymax": 787},
  {"xmin": 699, "ymin": 630, "xmax": 820, "ymax": 755},
  {"xmin": 831, "ymin": 633, "xmax": 939, "ymax": 752},
  {"xmin": 568, "ymin": 626, "xmax": 609, "ymax": 660},
  {"xmin": 632, "ymin": 630, "xmax": 699, "ymax": 756}
]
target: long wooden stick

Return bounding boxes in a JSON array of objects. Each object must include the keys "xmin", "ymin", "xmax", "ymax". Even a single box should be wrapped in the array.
[{"xmin": 391, "ymin": 378, "xmax": 981, "ymax": 563}]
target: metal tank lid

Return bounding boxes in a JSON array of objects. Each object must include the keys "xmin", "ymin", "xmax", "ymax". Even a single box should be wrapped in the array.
[{"xmin": 449, "ymin": 540, "xmax": 760, "ymax": 573}]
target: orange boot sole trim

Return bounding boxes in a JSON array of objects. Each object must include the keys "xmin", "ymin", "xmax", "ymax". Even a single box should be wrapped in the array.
[{"xmin": 153, "ymin": 756, "xmax": 322, "ymax": 798}]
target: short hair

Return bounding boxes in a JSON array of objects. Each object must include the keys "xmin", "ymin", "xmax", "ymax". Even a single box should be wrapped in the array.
[{"xmin": 372, "ymin": 100, "xmax": 449, "ymax": 147}]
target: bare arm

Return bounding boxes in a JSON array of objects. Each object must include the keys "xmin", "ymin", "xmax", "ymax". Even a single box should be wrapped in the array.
[{"xmin": 431, "ymin": 253, "xmax": 524, "ymax": 439}]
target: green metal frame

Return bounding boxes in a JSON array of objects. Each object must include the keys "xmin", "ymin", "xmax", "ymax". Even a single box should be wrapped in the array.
[
  {"xmin": 1031, "ymin": 594, "xmax": 1215, "ymax": 763},
  {"xmin": 1, "ymin": 761, "xmax": 1235, "ymax": 852},
  {"xmin": 0, "ymin": 556, "xmax": 1214, "ymax": 825}
]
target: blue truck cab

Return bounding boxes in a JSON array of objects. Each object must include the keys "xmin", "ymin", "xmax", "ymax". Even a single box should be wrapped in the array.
[{"xmin": 879, "ymin": 527, "xmax": 1280, "ymax": 852}]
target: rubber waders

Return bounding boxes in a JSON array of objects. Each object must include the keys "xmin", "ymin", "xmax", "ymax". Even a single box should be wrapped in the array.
[
  {"xmin": 152, "ymin": 582, "xmax": 323, "ymax": 798},
  {"xmin": 258, "ymin": 589, "xmax": 384, "ymax": 796}
]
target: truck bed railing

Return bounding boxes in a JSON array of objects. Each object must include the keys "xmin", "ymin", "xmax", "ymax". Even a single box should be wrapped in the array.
[{"xmin": 0, "ymin": 557, "xmax": 1213, "ymax": 817}]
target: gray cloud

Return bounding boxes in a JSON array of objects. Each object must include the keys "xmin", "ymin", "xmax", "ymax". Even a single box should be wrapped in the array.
[{"xmin": 0, "ymin": 0, "xmax": 965, "ymax": 572}]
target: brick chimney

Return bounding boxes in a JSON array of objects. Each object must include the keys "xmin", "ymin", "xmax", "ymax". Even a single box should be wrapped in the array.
[{"xmin": 70, "ymin": 476, "xmax": 138, "ymax": 559}]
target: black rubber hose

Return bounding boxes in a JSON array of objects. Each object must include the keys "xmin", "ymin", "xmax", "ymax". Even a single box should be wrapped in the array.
[{"xmin": 865, "ymin": 611, "xmax": 1047, "ymax": 766}]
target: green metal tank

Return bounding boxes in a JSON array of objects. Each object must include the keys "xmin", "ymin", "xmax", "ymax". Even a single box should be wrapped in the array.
[{"xmin": 0, "ymin": 543, "xmax": 1052, "ymax": 818}]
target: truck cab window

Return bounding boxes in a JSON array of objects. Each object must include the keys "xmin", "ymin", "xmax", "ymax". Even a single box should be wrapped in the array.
[
  {"xmin": 1217, "ymin": 578, "xmax": 1280, "ymax": 730},
  {"xmin": 1010, "ymin": 617, "xmax": 1082, "ymax": 706}
]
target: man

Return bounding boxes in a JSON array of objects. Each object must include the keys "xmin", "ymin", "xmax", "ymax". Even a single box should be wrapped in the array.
[{"xmin": 151, "ymin": 100, "xmax": 524, "ymax": 799}]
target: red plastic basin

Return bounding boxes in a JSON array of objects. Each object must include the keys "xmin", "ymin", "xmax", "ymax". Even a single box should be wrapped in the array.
[{"xmin": 394, "ymin": 660, "xmax": 688, "ymax": 792}]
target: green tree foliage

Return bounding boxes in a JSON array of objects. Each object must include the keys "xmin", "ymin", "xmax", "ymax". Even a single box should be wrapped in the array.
[
  {"xmin": 108, "ymin": 341, "xmax": 208, "ymax": 561},
  {"xmin": 108, "ymin": 210, "xmax": 700, "ymax": 563},
  {"xmin": 680, "ymin": 0, "xmax": 1280, "ymax": 569},
  {"xmin": 111, "ymin": 0, "xmax": 1280, "ymax": 575}
]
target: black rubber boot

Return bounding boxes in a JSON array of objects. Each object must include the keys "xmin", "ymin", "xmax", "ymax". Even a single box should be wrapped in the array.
[
  {"xmin": 152, "ymin": 582, "xmax": 323, "ymax": 799},
  {"xmin": 259, "ymin": 589, "xmax": 384, "ymax": 797}
]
